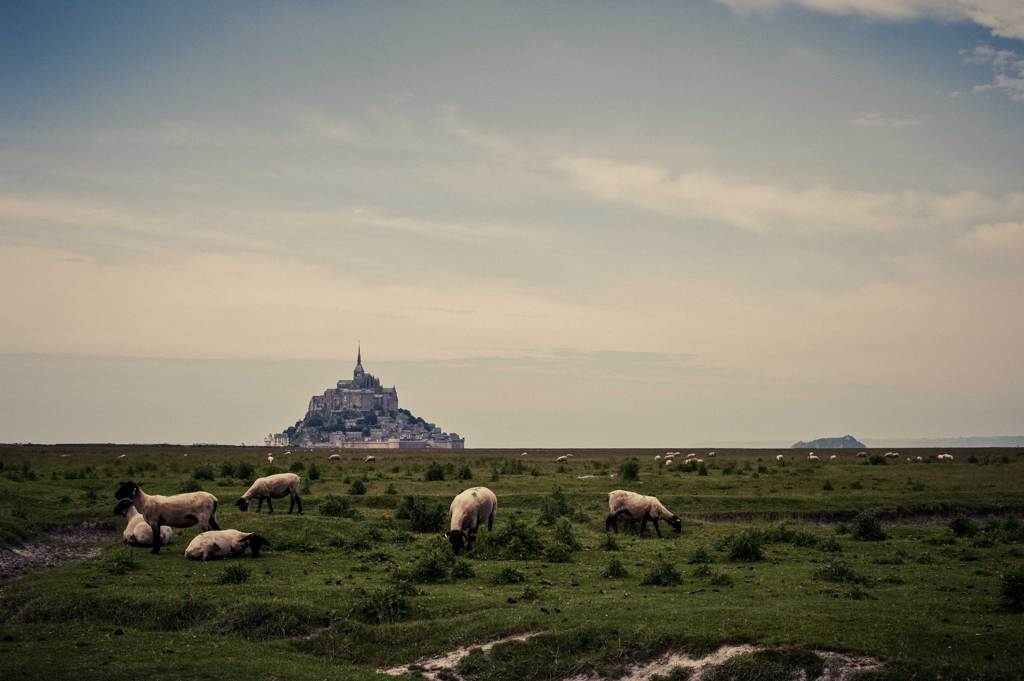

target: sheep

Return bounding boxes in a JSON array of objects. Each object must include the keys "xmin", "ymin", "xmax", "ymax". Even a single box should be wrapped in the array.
[
  {"xmin": 235, "ymin": 472, "xmax": 302, "ymax": 514},
  {"xmin": 807, "ymin": 454, "xmax": 821, "ymax": 462},
  {"xmin": 266, "ymin": 453, "xmax": 274, "ymax": 463},
  {"xmin": 185, "ymin": 529, "xmax": 268, "ymax": 561},
  {"xmin": 856, "ymin": 451, "xmax": 867, "ymax": 458},
  {"xmin": 556, "ymin": 455, "xmax": 569, "ymax": 463},
  {"xmin": 605, "ymin": 490, "xmax": 681, "ymax": 537},
  {"xmin": 829, "ymin": 454, "xmax": 838, "ymax": 461},
  {"xmin": 113, "ymin": 480, "xmax": 220, "ymax": 554},
  {"xmin": 113, "ymin": 499, "xmax": 172, "ymax": 547},
  {"xmin": 328, "ymin": 453, "xmax": 341, "ymax": 461},
  {"xmin": 520, "ymin": 451, "xmax": 529, "ymax": 457},
  {"xmin": 665, "ymin": 459, "xmax": 674, "ymax": 466},
  {"xmin": 707, "ymin": 451, "xmax": 716, "ymax": 458},
  {"xmin": 916, "ymin": 456, "xmax": 923, "ymax": 462},
  {"xmin": 654, "ymin": 455, "xmax": 662, "ymax": 461},
  {"xmin": 884, "ymin": 451, "xmax": 900, "ymax": 459},
  {"xmin": 364, "ymin": 455, "xmax": 376, "ymax": 463},
  {"xmin": 446, "ymin": 486, "xmax": 497, "ymax": 554},
  {"xmin": 685, "ymin": 453, "xmax": 696, "ymax": 460},
  {"xmin": 776, "ymin": 454, "xmax": 785, "ymax": 462},
  {"xmin": 937, "ymin": 453, "xmax": 955, "ymax": 461},
  {"xmin": 695, "ymin": 459, "xmax": 704, "ymax": 464},
  {"xmin": 117, "ymin": 454, "xmax": 127, "ymax": 459}
]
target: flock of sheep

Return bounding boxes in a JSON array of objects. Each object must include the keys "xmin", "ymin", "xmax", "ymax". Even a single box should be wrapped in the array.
[{"xmin": 110, "ymin": 449, "xmax": 956, "ymax": 560}]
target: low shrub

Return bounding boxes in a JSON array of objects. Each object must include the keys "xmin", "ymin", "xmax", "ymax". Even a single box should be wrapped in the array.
[
  {"xmin": 474, "ymin": 516, "xmax": 545, "ymax": 561},
  {"xmin": 852, "ymin": 511, "xmax": 887, "ymax": 541},
  {"xmin": 217, "ymin": 564, "xmax": 251, "ymax": 585},
  {"xmin": 410, "ymin": 543, "xmax": 455, "ymax": 583},
  {"xmin": 289, "ymin": 461, "xmax": 305, "ymax": 473},
  {"xmin": 688, "ymin": 546, "xmax": 712, "ymax": 564},
  {"xmin": 721, "ymin": 530, "xmax": 764, "ymax": 562},
  {"xmin": 820, "ymin": 537, "xmax": 843, "ymax": 553},
  {"xmin": 320, "ymin": 495, "xmax": 360, "ymax": 518},
  {"xmin": 602, "ymin": 557, "xmax": 628, "ymax": 578},
  {"xmin": 642, "ymin": 559, "xmax": 682, "ymax": 586},
  {"xmin": 451, "ymin": 560, "xmax": 475, "ymax": 580},
  {"xmin": 538, "ymin": 486, "xmax": 573, "ymax": 525},
  {"xmin": 192, "ymin": 464, "xmax": 215, "ymax": 480},
  {"xmin": 307, "ymin": 463, "xmax": 321, "ymax": 481},
  {"xmin": 458, "ymin": 465, "xmax": 473, "ymax": 480},
  {"xmin": 177, "ymin": 478, "xmax": 203, "ymax": 493},
  {"xmin": 620, "ymin": 458, "xmax": 641, "ymax": 482},
  {"xmin": 600, "ymin": 533, "xmax": 620, "ymax": 551},
  {"xmin": 105, "ymin": 549, "xmax": 139, "ymax": 575},
  {"xmin": 395, "ymin": 496, "xmax": 446, "ymax": 533},
  {"xmin": 424, "ymin": 462, "xmax": 445, "ymax": 481},
  {"xmin": 351, "ymin": 581, "xmax": 417, "ymax": 624},
  {"xmin": 348, "ymin": 479, "xmax": 367, "ymax": 495},
  {"xmin": 822, "ymin": 480, "xmax": 834, "ymax": 491},
  {"xmin": 552, "ymin": 517, "xmax": 580, "ymax": 551},
  {"xmin": 492, "ymin": 567, "xmax": 526, "ymax": 585},
  {"xmin": 950, "ymin": 515, "xmax": 979, "ymax": 537},
  {"xmin": 816, "ymin": 560, "xmax": 868, "ymax": 584}
]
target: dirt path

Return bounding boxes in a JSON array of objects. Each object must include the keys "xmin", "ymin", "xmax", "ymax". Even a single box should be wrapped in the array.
[
  {"xmin": 0, "ymin": 523, "xmax": 113, "ymax": 595},
  {"xmin": 379, "ymin": 632, "xmax": 538, "ymax": 680}
]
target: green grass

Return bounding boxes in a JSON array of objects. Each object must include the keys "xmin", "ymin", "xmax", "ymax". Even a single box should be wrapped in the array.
[{"xmin": 1, "ymin": 444, "xmax": 1023, "ymax": 680}]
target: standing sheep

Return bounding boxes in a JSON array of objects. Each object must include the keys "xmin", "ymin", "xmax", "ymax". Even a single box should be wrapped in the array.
[
  {"xmin": 776, "ymin": 454, "xmax": 785, "ymax": 463},
  {"xmin": 113, "ymin": 499, "xmax": 173, "ymax": 547},
  {"xmin": 235, "ymin": 472, "xmax": 302, "ymax": 514},
  {"xmin": 446, "ymin": 486, "xmax": 497, "ymax": 554},
  {"xmin": 556, "ymin": 455, "xmax": 569, "ymax": 463},
  {"xmin": 605, "ymin": 490, "xmax": 682, "ymax": 537},
  {"xmin": 185, "ymin": 529, "xmax": 268, "ymax": 560},
  {"xmin": 364, "ymin": 455, "xmax": 376, "ymax": 463},
  {"xmin": 113, "ymin": 480, "xmax": 220, "ymax": 555}
]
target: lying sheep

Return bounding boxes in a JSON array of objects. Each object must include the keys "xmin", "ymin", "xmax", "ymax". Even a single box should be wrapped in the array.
[
  {"xmin": 665, "ymin": 459, "xmax": 674, "ymax": 467},
  {"xmin": 364, "ymin": 455, "xmax": 376, "ymax": 463},
  {"xmin": 808, "ymin": 454, "xmax": 821, "ymax": 462},
  {"xmin": 114, "ymin": 480, "xmax": 220, "ymax": 554},
  {"xmin": 707, "ymin": 452, "xmax": 716, "ymax": 458},
  {"xmin": 328, "ymin": 453, "xmax": 341, "ymax": 461},
  {"xmin": 235, "ymin": 472, "xmax": 302, "ymax": 514},
  {"xmin": 606, "ymin": 490, "xmax": 681, "ymax": 537},
  {"xmin": 113, "ymin": 499, "xmax": 172, "ymax": 547},
  {"xmin": 556, "ymin": 455, "xmax": 569, "ymax": 463},
  {"xmin": 829, "ymin": 454, "xmax": 838, "ymax": 461},
  {"xmin": 856, "ymin": 451, "xmax": 867, "ymax": 458},
  {"xmin": 185, "ymin": 529, "xmax": 268, "ymax": 560},
  {"xmin": 654, "ymin": 455, "xmax": 662, "ymax": 461},
  {"xmin": 446, "ymin": 486, "xmax": 497, "ymax": 554}
]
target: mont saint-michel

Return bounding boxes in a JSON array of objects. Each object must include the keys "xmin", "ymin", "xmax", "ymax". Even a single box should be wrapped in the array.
[{"xmin": 265, "ymin": 348, "xmax": 464, "ymax": 449}]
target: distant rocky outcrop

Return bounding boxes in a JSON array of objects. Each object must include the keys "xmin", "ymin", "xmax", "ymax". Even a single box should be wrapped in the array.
[{"xmin": 791, "ymin": 434, "xmax": 865, "ymax": 449}]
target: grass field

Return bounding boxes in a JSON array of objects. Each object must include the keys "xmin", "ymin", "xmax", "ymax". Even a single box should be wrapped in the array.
[{"xmin": 1, "ymin": 444, "xmax": 1023, "ymax": 681}]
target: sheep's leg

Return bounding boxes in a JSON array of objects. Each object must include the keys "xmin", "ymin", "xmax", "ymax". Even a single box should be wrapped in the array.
[
  {"xmin": 288, "ymin": 494, "xmax": 295, "ymax": 514},
  {"xmin": 208, "ymin": 513, "xmax": 221, "ymax": 531},
  {"xmin": 653, "ymin": 518, "xmax": 663, "ymax": 538},
  {"xmin": 605, "ymin": 513, "xmax": 616, "ymax": 533},
  {"xmin": 640, "ymin": 514, "xmax": 649, "ymax": 535},
  {"xmin": 150, "ymin": 521, "xmax": 162, "ymax": 554},
  {"xmin": 257, "ymin": 498, "xmax": 264, "ymax": 513},
  {"xmin": 267, "ymin": 498, "xmax": 274, "ymax": 514},
  {"xmin": 487, "ymin": 512, "xmax": 494, "ymax": 531},
  {"xmin": 294, "ymin": 494, "xmax": 303, "ymax": 514}
]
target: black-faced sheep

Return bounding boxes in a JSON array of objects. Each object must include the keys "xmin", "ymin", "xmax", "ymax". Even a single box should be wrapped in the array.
[
  {"xmin": 446, "ymin": 486, "xmax": 497, "ymax": 554},
  {"xmin": 605, "ymin": 489, "xmax": 682, "ymax": 537},
  {"xmin": 113, "ymin": 480, "xmax": 220, "ymax": 554},
  {"xmin": 113, "ymin": 499, "xmax": 173, "ymax": 547},
  {"xmin": 235, "ymin": 472, "xmax": 302, "ymax": 514},
  {"xmin": 184, "ymin": 529, "xmax": 268, "ymax": 560}
]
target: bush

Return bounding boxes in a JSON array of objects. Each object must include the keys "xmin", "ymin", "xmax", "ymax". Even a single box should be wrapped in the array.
[
  {"xmin": 868, "ymin": 453, "xmax": 886, "ymax": 465},
  {"xmin": 698, "ymin": 463, "xmax": 708, "ymax": 476},
  {"xmin": 850, "ymin": 480, "xmax": 863, "ymax": 490},
  {"xmin": 551, "ymin": 518, "xmax": 580, "ymax": 551},
  {"xmin": 492, "ymin": 567, "xmax": 526, "ymax": 585},
  {"xmin": 289, "ymin": 461, "xmax": 305, "ymax": 473},
  {"xmin": 821, "ymin": 537, "xmax": 843, "ymax": 553},
  {"xmin": 320, "ymin": 495, "xmax": 359, "ymax": 518},
  {"xmin": 263, "ymin": 465, "xmax": 282, "ymax": 476},
  {"xmin": 688, "ymin": 546, "xmax": 712, "ymax": 564},
  {"xmin": 949, "ymin": 515, "xmax": 979, "ymax": 538},
  {"xmin": 352, "ymin": 581, "xmax": 417, "ymax": 624},
  {"xmin": 543, "ymin": 542, "xmax": 573, "ymax": 563},
  {"xmin": 474, "ymin": 516, "xmax": 545, "ymax": 561},
  {"xmin": 642, "ymin": 559, "xmax": 682, "ymax": 586},
  {"xmin": 395, "ymin": 496, "xmax": 446, "ymax": 533},
  {"xmin": 458, "ymin": 465, "xmax": 473, "ymax": 480},
  {"xmin": 424, "ymin": 462, "xmax": 445, "ymax": 481},
  {"xmin": 178, "ymin": 478, "xmax": 203, "ymax": 493},
  {"xmin": 348, "ymin": 479, "xmax": 367, "ymax": 495},
  {"xmin": 600, "ymin": 533, "xmax": 620, "ymax": 551},
  {"xmin": 1002, "ymin": 569, "xmax": 1024, "ymax": 612},
  {"xmin": 852, "ymin": 511, "xmax": 887, "ymax": 541},
  {"xmin": 816, "ymin": 560, "xmax": 868, "ymax": 584},
  {"xmin": 451, "ymin": 560, "xmax": 475, "ymax": 580},
  {"xmin": 192, "ymin": 464, "xmax": 215, "ymax": 480},
  {"xmin": 602, "ymin": 557, "xmax": 628, "ymax": 578},
  {"xmin": 385, "ymin": 483, "xmax": 397, "ymax": 495},
  {"xmin": 620, "ymin": 458, "xmax": 641, "ymax": 482},
  {"xmin": 538, "ymin": 486, "xmax": 573, "ymax": 525},
  {"xmin": 307, "ymin": 463, "xmax": 321, "ymax": 481},
  {"xmin": 410, "ymin": 543, "xmax": 455, "ymax": 583},
  {"xmin": 236, "ymin": 461, "xmax": 255, "ymax": 480},
  {"xmin": 722, "ymin": 530, "xmax": 764, "ymax": 562},
  {"xmin": 217, "ymin": 564, "xmax": 252, "ymax": 585}
]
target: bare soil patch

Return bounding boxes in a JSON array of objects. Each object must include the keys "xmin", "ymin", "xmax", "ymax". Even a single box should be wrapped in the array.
[
  {"xmin": 379, "ymin": 632, "xmax": 538, "ymax": 680},
  {"xmin": 0, "ymin": 522, "xmax": 113, "ymax": 594}
]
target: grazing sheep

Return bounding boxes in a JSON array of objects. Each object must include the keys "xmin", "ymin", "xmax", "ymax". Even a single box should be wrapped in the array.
[
  {"xmin": 266, "ymin": 453, "xmax": 274, "ymax": 463},
  {"xmin": 829, "ymin": 454, "xmax": 838, "ymax": 461},
  {"xmin": 520, "ymin": 452, "xmax": 529, "ymax": 457},
  {"xmin": 884, "ymin": 451, "xmax": 900, "ymax": 459},
  {"xmin": 446, "ymin": 486, "xmax": 497, "ymax": 554},
  {"xmin": 916, "ymin": 456, "xmax": 923, "ymax": 462},
  {"xmin": 856, "ymin": 451, "xmax": 867, "ymax": 458},
  {"xmin": 685, "ymin": 453, "xmax": 696, "ymax": 460},
  {"xmin": 235, "ymin": 472, "xmax": 302, "ymax": 514},
  {"xmin": 605, "ymin": 490, "xmax": 681, "ymax": 537},
  {"xmin": 113, "ymin": 499, "xmax": 172, "ymax": 547},
  {"xmin": 113, "ymin": 480, "xmax": 220, "ymax": 554},
  {"xmin": 364, "ymin": 455, "xmax": 376, "ymax": 463},
  {"xmin": 937, "ymin": 453, "xmax": 955, "ymax": 461},
  {"xmin": 807, "ymin": 454, "xmax": 821, "ymax": 462},
  {"xmin": 185, "ymin": 529, "xmax": 268, "ymax": 561},
  {"xmin": 665, "ymin": 459, "xmax": 674, "ymax": 467},
  {"xmin": 117, "ymin": 454, "xmax": 127, "ymax": 459},
  {"xmin": 328, "ymin": 453, "xmax": 341, "ymax": 461},
  {"xmin": 654, "ymin": 455, "xmax": 662, "ymax": 461},
  {"xmin": 707, "ymin": 452, "xmax": 716, "ymax": 458},
  {"xmin": 556, "ymin": 455, "xmax": 569, "ymax": 463},
  {"xmin": 776, "ymin": 454, "xmax": 785, "ymax": 463}
]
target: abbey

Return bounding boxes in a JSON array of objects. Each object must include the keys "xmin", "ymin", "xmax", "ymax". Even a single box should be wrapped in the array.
[{"xmin": 265, "ymin": 348, "xmax": 465, "ymax": 449}]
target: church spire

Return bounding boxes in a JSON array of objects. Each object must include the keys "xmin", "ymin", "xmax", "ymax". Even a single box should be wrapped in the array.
[{"xmin": 354, "ymin": 343, "xmax": 364, "ymax": 377}]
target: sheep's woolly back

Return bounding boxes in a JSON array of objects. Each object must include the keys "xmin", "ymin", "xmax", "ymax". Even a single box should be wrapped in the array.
[
  {"xmin": 185, "ymin": 529, "xmax": 253, "ymax": 560},
  {"xmin": 607, "ymin": 490, "xmax": 676, "ymax": 521},
  {"xmin": 131, "ymin": 488, "xmax": 219, "ymax": 530},
  {"xmin": 242, "ymin": 473, "xmax": 300, "ymax": 500},
  {"xmin": 122, "ymin": 506, "xmax": 173, "ymax": 546},
  {"xmin": 449, "ymin": 487, "xmax": 497, "ymax": 533}
]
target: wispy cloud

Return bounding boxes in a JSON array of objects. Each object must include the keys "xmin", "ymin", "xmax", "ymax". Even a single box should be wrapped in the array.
[
  {"xmin": 961, "ymin": 44, "xmax": 1024, "ymax": 101},
  {"xmin": 850, "ymin": 112, "xmax": 926, "ymax": 128},
  {"xmin": 954, "ymin": 221, "xmax": 1024, "ymax": 257},
  {"xmin": 554, "ymin": 156, "xmax": 1024, "ymax": 234},
  {"xmin": 715, "ymin": 0, "xmax": 1024, "ymax": 40}
]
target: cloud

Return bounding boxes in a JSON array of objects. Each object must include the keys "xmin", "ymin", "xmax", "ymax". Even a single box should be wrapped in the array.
[
  {"xmin": 715, "ymin": 0, "xmax": 1024, "ymax": 40},
  {"xmin": 954, "ymin": 221, "xmax": 1024, "ymax": 256},
  {"xmin": 554, "ymin": 156, "xmax": 1024, "ymax": 234},
  {"xmin": 961, "ymin": 44, "xmax": 1024, "ymax": 101},
  {"xmin": 851, "ymin": 112, "xmax": 926, "ymax": 128}
]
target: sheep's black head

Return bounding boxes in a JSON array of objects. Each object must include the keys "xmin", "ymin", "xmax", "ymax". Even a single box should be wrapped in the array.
[
  {"xmin": 667, "ymin": 515, "xmax": 683, "ymax": 534},
  {"xmin": 112, "ymin": 499, "xmax": 134, "ymax": 516},
  {"xmin": 114, "ymin": 481, "xmax": 139, "ymax": 500},
  {"xmin": 246, "ymin": 533, "xmax": 269, "ymax": 558},
  {"xmin": 235, "ymin": 498, "xmax": 249, "ymax": 512},
  {"xmin": 446, "ymin": 529, "xmax": 467, "ymax": 554}
]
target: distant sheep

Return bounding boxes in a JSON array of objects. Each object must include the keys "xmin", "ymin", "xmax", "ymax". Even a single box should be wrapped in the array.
[
  {"xmin": 235, "ymin": 473, "xmax": 302, "ymax": 514},
  {"xmin": 776, "ymin": 454, "xmax": 785, "ymax": 462},
  {"xmin": 520, "ymin": 452, "xmax": 529, "ymax": 457},
  {"xmin": 807, "ymin": 454, "xmax": 821, "ymax": 462},
  {"xmin": 606, "ymin": 490, "xmax": 681, "ymax": 537},
  {"xmin": 446, "ymin": 487, "xmax": 497, "ymax": 554},
  {"xmin": 113, "ymin": 499, "xmax": 172, "ymax": 547},
  {"xmin": 328, "ymin": 454, "xmax": 341, "ymax": 461},
  {"xmin": 266, "ymin": 453, "xmax": 274, "ymax": 463},
  {"xmin": 556, "ymin": 455, "xmax": 569, "ymax": 463},
  {"xmin": 364, "ymin": 455, "xmax": 376, "ymax": 463},
  {"xmin": 884, "ymin": 452, "xmax": 900, "ymax": 459},
  {"xmin": 856, "ymin": 452, "xmax": 867, "ymax": 458},
  {"xmin": 185, "ymin": 529, "xmax": 268, "ymax": 560},
  {"xmin": 114, "ymin": 480, "xmax": 220, "ymax": 555},
  {"xmin": 937, "ymin": 453, "xmax": 955, "ymax": 461},
  {"xmin": 695, "ymin": 459, "xmax": 704, "ymax": 464},
  {"xmin": 707, "ymin": 452, "xmax": 716, "ymax": 458},
  {"xmin": 665, "ymin": 459, "xmax": 674, "ymax": 467},
  {"xmin": 654, "ymin": 455, "xmax": 662, "ymax": 461},
  {"xmin": 829, "ymin": 454, "xmax": 838, "ymax": 461}
]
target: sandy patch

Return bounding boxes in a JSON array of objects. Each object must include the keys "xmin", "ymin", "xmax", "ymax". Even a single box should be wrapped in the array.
[{"xmin": 379, "ymin": 632, "xmax": 538, "ymax": 680}]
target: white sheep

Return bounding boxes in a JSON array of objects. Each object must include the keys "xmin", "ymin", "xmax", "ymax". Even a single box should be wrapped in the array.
[
  {"xmin": 856, "ymin": 451, "xmax": 867, "ymax": 458},
  {"xmin": 829, "ymin": 454, "xmax": 838, "ymax": 461},
  {"xmin": 937, "ymin": 453, "xmax": 955, "ymax": 461},
  {"xmin": 654, "ymin": 455, "xmax": 662, "ymax": 461},
  {"xmin": 113, "ymin": 480, "xmax": 220, "ymax": 554},
  {"xmin": 776, "ymin": 454, "xmax": 785, "ymax": 462},
  {"xmin": 185, "ymin": 529, "xmax": 268, "ymax": 560},
  {"xmin": 916, "ymin": 456, "xmax": 923, "ymax": 462},
  {"xmin": 556, "ymin": 455, "xmax": 569, "ymax": 463},
  {"xmin": 117, "ymin": 454, "xmax": 127, "ymax": 459},
  {"xmin": 807, "ymin": 454, "xmax": 821, "ymax": 462},
  {"xmin": 520, "ymin": 452, "xmax": 528, "ymax": 457},
  {"xmin": 665, "ymin": 459, "xmax": 674, "ymax": 467},
  {"xmin": 685, "ymin": 453, "xmax": 696, "ymax": 460},
  {"xmin": 235, "ymin": 472, "xmax": 302, "ymax": 514},
  {"xmin": 446, "ymin": 486, "xmax": 497, "ymax": 554},
  {"xmin": 606, "ymin": 490, "xmax": 681, "ymax": 537},
  {"xmin": 266, "ymin": 453, "xmax": 275, "ymax": 463},
  {"xmin": 113, "ymin": 499, "xmax": 172, "ymax": 547},
  {"xmin": 695, "ymin": 459, "xmax": 704, "ymax": 464},
  {"xmin": 328, "ymin": 453, "xmax": 341, "ymax": 461},
  {"xmin": 707, "ymin": 451, "xmax": 716, "ymax": 458},
  {"xmin": 364, "ymin": 455, "xmax": 376, "ymax": 463}
]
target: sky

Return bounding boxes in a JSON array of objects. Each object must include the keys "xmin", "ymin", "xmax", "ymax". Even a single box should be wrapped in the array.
[{"xmin": 1, "ymin": 0, "xmax": 1022, "ymax": 447}]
